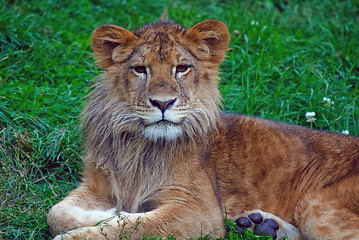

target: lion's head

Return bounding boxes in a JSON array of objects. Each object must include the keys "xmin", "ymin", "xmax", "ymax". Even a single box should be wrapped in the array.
[{"xmin": 87, "ymin": 19, "xmax": 229, "ymax": 143}]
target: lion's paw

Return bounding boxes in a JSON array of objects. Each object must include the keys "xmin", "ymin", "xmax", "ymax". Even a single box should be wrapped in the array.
[
  {"xmin": 53, "ymin": 227, "xmax": 100, "ymax": 240},
  {"xmin": 233, "ymin": 209, "xmax": 304, "ymax": 240},
  {"xmin": 53, "ymin": 218, "xmax": 119, "ymax": 240}
]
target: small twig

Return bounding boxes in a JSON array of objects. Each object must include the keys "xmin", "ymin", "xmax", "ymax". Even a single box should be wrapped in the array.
[
  {"xmin": 0, "ymin": 56, "xmax": 9, "ymax": 62},
  {"xmin": 34, "ymin": 176, "xmax": 58, "ymax": 197},
  {"xmin": 334, "ymin": 110, "xmax": 349, "ymax": 122}
]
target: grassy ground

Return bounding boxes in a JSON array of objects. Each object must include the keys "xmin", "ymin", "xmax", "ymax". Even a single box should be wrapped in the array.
[{"xmin": 1, "ymin": 0, "xmax": 358, "ymax": 239}]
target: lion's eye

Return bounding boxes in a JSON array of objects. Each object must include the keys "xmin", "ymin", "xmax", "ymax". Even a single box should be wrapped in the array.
[
  {"xmin": 176, "ymin": 65, "xmax": 190, "ymax": 74},
  {"xmin": 133, "ymin": 66, "xmax": 147, "ymax": 75}
]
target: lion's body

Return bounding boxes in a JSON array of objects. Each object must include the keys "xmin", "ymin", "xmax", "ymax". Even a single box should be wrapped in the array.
[
  {"xmin": 213, "ymin": 114, "xmax": 359, "ymax": 235},
  {"xmin": 48, "ymin": 18, "xmax": 359, "ymax": 240}
]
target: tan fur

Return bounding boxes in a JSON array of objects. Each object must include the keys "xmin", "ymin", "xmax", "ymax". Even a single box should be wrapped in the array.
[{"xmin": 47, "ymin": 18, "xmax": 359, "ymax": 240}]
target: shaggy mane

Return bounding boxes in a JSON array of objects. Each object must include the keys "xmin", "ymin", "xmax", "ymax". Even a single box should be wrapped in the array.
[{"xmin": 81, "ymin": 76, "xmax": 216, "ymax": 212}]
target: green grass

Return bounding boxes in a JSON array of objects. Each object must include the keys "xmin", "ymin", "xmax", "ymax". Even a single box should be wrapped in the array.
[{"xmin": 1, "ymin": 0, "xmax": 358, "ymax": 239}]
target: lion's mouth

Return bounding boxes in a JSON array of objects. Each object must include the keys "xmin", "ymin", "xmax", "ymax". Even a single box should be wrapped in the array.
[
  {"xmin": 143, "ymin": 119, "xmax": 184, "ymax": 140},
  {"xmin": 151, "ymin": 120, "xmax": 178, "ymax": 127}
]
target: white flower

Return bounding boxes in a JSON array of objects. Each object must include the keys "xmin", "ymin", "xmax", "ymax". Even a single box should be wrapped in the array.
[
  {"xmin": 305, "ymin": 112, "xmax": 316, "ymax": 123},
  {"xmin": 322, "ymin": 97, "xmax": 334, "ymax": 107},
  {"xmin": 341, "ymin": 130, "xmax": 349, "ymax": 135},
  {"xmin": 305, "ymin": 112, "xmax": 316, "ymax": 118},
  {"xmin": 322, "ymin": 97, "xmax": 330, "ymax": 103},
  {"xmin": 233, "ymin": 30, "xmax": 240, "ymax": 36}
]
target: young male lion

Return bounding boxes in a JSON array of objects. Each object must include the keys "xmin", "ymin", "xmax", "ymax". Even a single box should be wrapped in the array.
[{"xmin": 48, "ymin": 17, "xmax": 359, "ymax": 240}]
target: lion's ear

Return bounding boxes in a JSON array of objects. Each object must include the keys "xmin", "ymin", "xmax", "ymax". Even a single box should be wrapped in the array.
[
  {"xmin": 185, "ymin": 19, "xmax": 230, "ymax": 64},
  {"xmin": 91, "ymin": 25, "xmax": 137, "ymax": 69}
]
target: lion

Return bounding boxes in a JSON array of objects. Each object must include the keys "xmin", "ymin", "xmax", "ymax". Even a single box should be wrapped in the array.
[{"xmin": 47, "ymin": 16, "xmax": 359, "ymax": 240}]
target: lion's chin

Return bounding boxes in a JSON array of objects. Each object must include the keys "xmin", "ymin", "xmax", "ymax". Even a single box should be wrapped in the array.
[{"xmin": 143, "ymin": 121, "xmax": 183, "ymax": 141}]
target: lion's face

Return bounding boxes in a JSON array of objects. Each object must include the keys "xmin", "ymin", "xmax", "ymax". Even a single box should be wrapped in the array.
[
  {"xmin": 91, "ymin": 20, "xmax": 229, "ymax": 141},
  {"xmin": 116, "ymin": 38, "xmax": 200, "ymax": 140}
]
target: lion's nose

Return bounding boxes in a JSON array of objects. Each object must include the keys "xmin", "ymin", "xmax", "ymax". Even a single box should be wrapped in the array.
[{"xmin": 149, "ymin": 98, "xmax": 177, "ymax": 113}]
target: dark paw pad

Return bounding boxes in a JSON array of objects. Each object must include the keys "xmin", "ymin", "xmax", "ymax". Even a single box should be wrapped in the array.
[
  {"xmin": 255, "ymin": 223, "xmax": 277, "ymax": 239},
  {"xmin": 235, "ymin": 214, "xmax": 279, "ymax": 239},
  {"xmin": 248, "ymin": 213, "xmax": 263, "ymax": 224},
  {"xmin": 235, "ymin": 217, "xmax": 251, "ymax": 228},
  {"xmin": 262, "ymin": 219, "xmax": 279, "ymax": 230}
]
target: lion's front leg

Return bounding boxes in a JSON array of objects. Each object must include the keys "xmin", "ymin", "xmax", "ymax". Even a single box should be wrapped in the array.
[
  {"xmin": 51, "ymin": 211, "xmax": 151, "ymax": 240},
  {"xmin": 53, "ymin": 222, "xmax": 118, "ymax": 240},
  {"xmin": 47, "ymin": 183, "xmax": 117, "ymax": 237},
  {"xmin": 50, "ymin": 185, "xmax": 225, "ymax": 240},
  {"xmin": 51, "ymin": 211, "xmax": 119, "ymax": 240}
]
